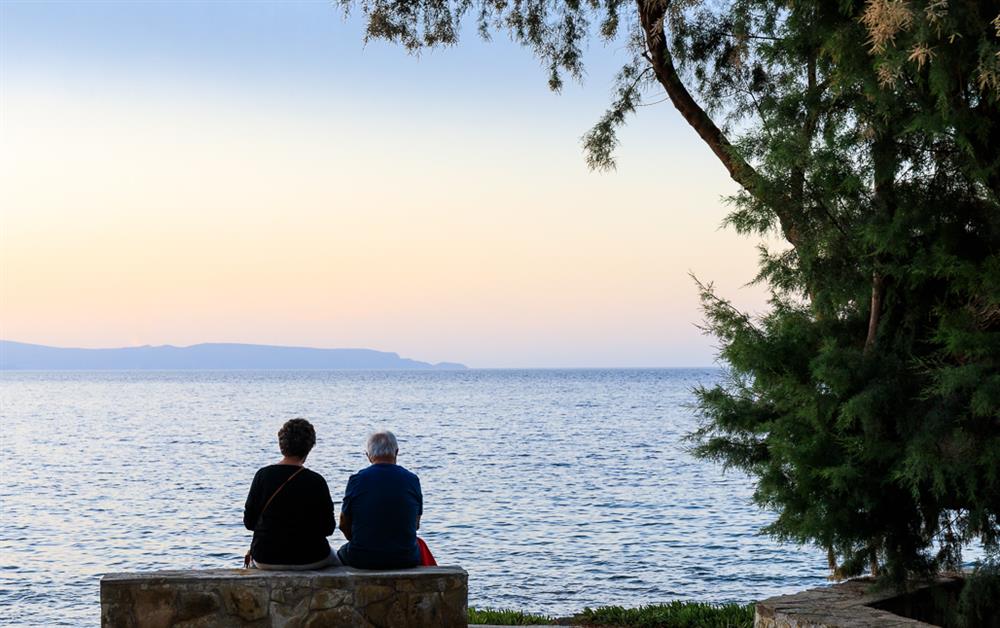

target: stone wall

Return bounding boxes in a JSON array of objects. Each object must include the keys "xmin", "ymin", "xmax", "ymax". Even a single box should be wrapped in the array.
[
  {"xmin": 100, "ymin": 566, "xmax": 467, "ymax": 628},
  {"xmin": 755, "ymin": 575, "xmax": 963, "ymax": 627}
]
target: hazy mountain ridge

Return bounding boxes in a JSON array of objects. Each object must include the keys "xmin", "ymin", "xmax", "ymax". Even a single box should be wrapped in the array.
[{"xmin": 0, "ymin": 340, "xmax": 466, "ymax": 370}]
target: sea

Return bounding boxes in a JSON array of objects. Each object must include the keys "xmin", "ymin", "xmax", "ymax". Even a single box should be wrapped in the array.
[{"xmin": 0, "ymin": 369, "xmax": 831, "ymax": 626}]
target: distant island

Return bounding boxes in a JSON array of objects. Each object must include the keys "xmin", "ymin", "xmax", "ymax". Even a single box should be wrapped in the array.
[{"xmin": 0, "ymin": 340, "xmax": 466, "ymax": 370}]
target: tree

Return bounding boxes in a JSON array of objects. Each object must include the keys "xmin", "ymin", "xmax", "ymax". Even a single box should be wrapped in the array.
[{"xmin": 340, "ymin": 0, "xmax": 1000, "ymax": 582}]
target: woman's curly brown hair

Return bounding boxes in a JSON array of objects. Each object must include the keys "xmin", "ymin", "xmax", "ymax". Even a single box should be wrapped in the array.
[{"xmin": 278, "ymin": 418, "xmax": 316, "ymax": 458}]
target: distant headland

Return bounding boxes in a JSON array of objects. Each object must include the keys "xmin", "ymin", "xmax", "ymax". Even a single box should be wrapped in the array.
[{"xmin": 0, "ymin": 340, "xmax": 466, "ymax": 371}]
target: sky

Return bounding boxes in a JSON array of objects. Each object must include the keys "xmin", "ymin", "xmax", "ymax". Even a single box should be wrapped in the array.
[{"xmin": 0, "ymin": 0, "xmax": 775, "ymax": 368}]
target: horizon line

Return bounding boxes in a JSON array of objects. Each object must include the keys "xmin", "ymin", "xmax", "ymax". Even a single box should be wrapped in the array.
[{"xmin": 0, "ymin": 339, "xmax": 719, "ymax": 370}]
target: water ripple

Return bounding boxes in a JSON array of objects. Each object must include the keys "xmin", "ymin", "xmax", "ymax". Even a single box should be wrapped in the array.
[{"xmin": 0, "ymin": 369, "xmax": 831, "ymax": 626}]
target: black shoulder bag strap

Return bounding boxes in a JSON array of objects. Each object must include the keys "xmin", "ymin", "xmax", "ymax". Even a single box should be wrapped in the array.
[{"xmin": 243, "ymin": 466, "xmax": 306, "ymax": 568}]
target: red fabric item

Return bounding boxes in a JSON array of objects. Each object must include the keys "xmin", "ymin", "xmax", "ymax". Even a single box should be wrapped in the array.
[{"xmin": 417, "ymin": 537, "xmax": 437, "ymax": 566}]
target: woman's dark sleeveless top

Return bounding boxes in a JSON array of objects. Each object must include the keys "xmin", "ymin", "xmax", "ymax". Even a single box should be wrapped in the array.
[{"xmin": 243, "ymin": 465, "xmax": 335, "ymax": 564}]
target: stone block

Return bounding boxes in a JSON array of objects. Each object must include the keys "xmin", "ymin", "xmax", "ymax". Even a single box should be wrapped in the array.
[
  {"xmin": 302, "ymin": 605, "xmax": 371, "ymax": 628},
  {"xmin": 269, "ymin": 595, "xmax": 311, "ymax": 628},
  {"xmin": 101, "ymin": 566, "xmax": 468, "ymax": 627},
  {"xmin": 131, "ymin": 586, "xmax": 177, "ymax": 628},
  {"xmin": 442, "ymin": 585, "xmax": 468, "ymax": 619},
  {"xmin": 309, "ymin": 588, "xmax": 351, "ymax": 610},
  {"xmin": 174, "ymin": 590, "xmax": 220, "ymax": 622},
  {"xmin": 219, "ymin": 583, "xmax": 269, "ymax": 621},
  {"xmin": 355, "ymin": 583, "xmax": 395, "ymax": 607},
  {"xmin": 755, "ymin": 575, "xmax": 963, "ymax": 627},
  {"xmin": 270, "ymin": 584, "xmax": 312, "ymax": 607},
  {"xmin": 405, "ymin": 592, "xmax": 444, "ymax": 626}
]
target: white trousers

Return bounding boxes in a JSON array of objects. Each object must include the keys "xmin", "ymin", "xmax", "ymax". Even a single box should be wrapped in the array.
[{"xmin": 253, "ymin": 548, "xmax": 342, "ymax": 571}]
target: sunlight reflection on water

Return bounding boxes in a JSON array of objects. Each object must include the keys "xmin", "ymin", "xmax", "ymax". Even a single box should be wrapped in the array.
[{"xmin": 0, "ymin": 369, "xmax": 829, "ymax": 626}]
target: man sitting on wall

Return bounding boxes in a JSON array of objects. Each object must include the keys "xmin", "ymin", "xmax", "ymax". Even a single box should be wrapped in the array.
[{"xmin": 337, "ymin": 430, "xmax": 423, "ymax": 569}]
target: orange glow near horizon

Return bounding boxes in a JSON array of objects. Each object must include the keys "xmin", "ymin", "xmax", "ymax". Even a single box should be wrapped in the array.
[{"xmin": 0, "ymin": 13, "xmax": 777, "ymax": 367}]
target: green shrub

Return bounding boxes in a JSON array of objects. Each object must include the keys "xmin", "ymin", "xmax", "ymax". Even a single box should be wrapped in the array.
[
  {"xmin": 574, "ymin": 601, "xmax": 754, "ymax": 628},
  {"xmin": 956, "ymin": 563, "xmax": 1000, "ymax": 628},
  {"xmin": 467, "ymin": 601, "xmax": 754, "ymax": 626},
  {"xmin": 467, "ymin": 607, "xmax": 555, "ymax": 625}
]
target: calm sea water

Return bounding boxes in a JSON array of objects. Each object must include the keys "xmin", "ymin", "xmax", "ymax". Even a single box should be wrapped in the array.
[{"xmin": 0, "ymin": 369, "xmax": 829, "ymax": 626}]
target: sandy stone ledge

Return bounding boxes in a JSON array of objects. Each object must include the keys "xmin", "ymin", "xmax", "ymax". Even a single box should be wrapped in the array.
[
  {"xmin": 755, "ymin": 574, "xmax": 963, "ymax": 627},
  {"xmin": 100, "ymin": 566, "xmax": 467, "ymax": 628}
]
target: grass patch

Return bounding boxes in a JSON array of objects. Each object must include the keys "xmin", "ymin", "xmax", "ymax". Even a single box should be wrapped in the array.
[
  {"xmin": 468, "ymin": 607, "xmax": 556, "ymax": 625},
  {"xmin": 469, "ymin": 601, "xmax": 754, "ymax": 627},
  {"xmin": 572, "ymin": 601, "xmax": 755, "ymax": 627}
]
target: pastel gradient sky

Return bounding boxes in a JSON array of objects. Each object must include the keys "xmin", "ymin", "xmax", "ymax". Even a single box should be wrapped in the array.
[{"xmin": 0, "ymin": 1, "xmax": 773, "ymax": 367}]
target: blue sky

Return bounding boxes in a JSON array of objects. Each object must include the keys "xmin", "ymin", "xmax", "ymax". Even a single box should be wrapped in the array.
[{"xmin": 1, "ymin": 1, "xmax": 771, "ymax": 367}]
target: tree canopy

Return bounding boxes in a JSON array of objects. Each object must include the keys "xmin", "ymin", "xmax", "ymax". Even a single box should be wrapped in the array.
[{"xmin": 340, "ymin": 0, "xmax": 1000, "ymax": 582}]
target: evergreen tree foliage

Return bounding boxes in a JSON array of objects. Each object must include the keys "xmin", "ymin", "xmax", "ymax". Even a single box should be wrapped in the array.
[{"xmin": 340, "ymin": 0, "xmax": 1000, "ymax": 582}]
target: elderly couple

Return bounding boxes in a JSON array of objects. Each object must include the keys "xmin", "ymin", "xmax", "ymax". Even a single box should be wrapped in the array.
[{"xmin": 243, "ymin": 418, "xmax": 429, "ymax": 570}]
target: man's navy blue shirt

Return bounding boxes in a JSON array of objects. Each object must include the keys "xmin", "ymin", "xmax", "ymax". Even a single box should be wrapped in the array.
[{"xmin": 340, "ymin": 463, "xmax": 422, "ymax": 569}]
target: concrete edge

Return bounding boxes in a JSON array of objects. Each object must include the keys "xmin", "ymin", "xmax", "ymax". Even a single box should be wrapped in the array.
[
  {"xmin": 101, "ymin": 565, "xmax": 468, "ymax": 585},
  {"xmin": 755, "ymin": 574, "xmax": 963, "ymax": 627}
]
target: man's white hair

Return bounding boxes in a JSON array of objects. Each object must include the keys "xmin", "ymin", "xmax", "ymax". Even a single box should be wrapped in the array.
[{"xmin": 366, "ymin": 430, "xmax": 399, "ymax": 459}]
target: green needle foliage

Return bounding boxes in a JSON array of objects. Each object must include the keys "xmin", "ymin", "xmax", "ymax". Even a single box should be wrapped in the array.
[
  {"xmin": 955, "ymin": 562, "xmax": 1000, "ymax": 627},
  {"xmin": 340, "ymin": 0, "xmax": 1000, "ymax": 583}
]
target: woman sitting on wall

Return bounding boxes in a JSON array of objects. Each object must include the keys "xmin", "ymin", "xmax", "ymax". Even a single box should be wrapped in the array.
[{"xmin": 243, "ymin": 418, "xmax": 340, "ymax": 570}]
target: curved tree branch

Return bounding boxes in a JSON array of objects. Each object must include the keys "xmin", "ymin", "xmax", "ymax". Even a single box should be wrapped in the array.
[{"xmin": 637, "ymin": 0, "xmax": 801, "ymax": 249}]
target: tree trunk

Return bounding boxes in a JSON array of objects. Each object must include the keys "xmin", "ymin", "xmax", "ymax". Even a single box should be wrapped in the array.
[
  {"xmin": 865, "ymin": 272, "xmax": 884, "ymax": 354},
  {"xmin": 866, "ymin": 135, "xmax": 897, "ymax": 352}
]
